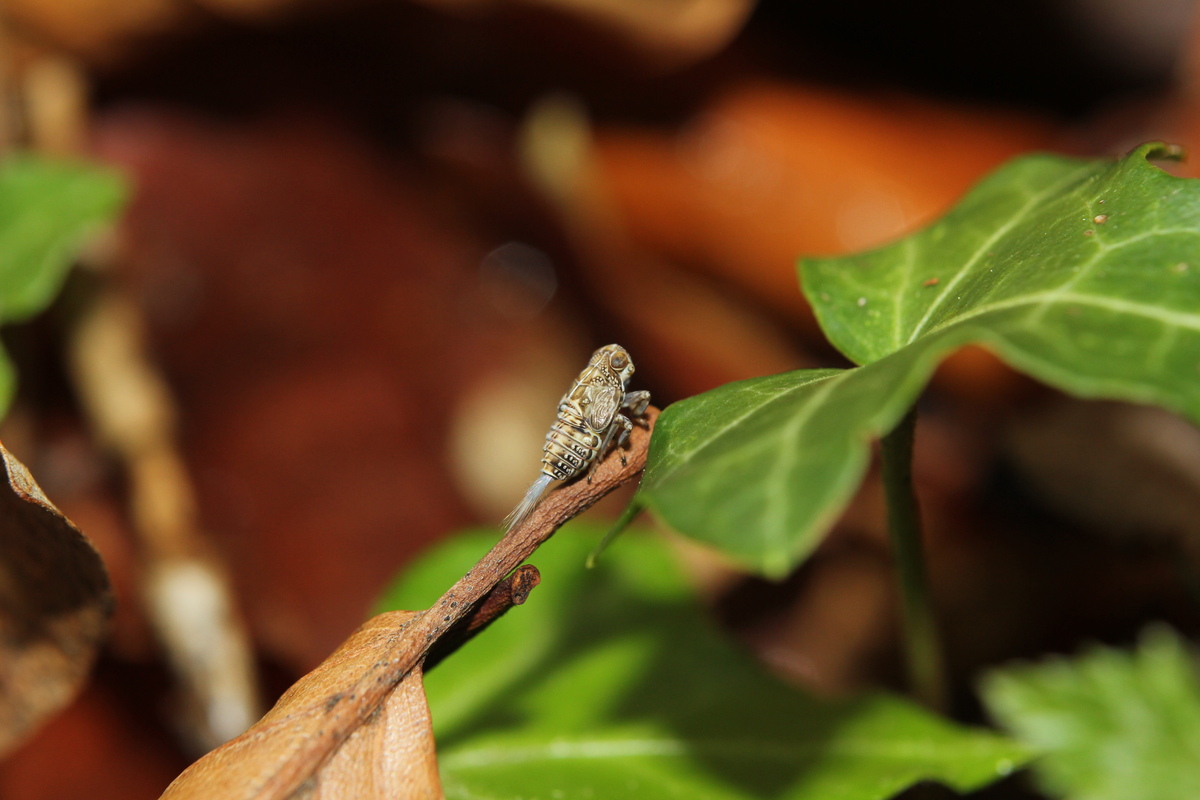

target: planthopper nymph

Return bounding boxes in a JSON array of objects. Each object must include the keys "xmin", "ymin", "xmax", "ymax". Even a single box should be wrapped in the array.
[{"xmin": 504, "ymin": 344, "xmax": 650, "ymax": 532}]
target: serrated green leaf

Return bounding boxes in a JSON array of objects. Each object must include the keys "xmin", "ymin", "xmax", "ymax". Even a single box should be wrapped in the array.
[
  {"xmin": 377, "ymin": 526, "xmax": 1026, "ymax": 800},
  {"xmin": 638, "ymin": 144, "xmax": 1200, "ymax": 576},
  {"xmin": 981, "ymin": 626, "xmax": 1200, "ymax": 800},
  {"xmin": 0, "ymin": 155, "xmax": 126, "ymax": 414}
]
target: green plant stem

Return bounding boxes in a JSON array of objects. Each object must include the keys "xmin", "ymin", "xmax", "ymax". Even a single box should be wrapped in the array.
[
  {"xmin": 586, "ymin": 498, "xmax": 642, "ymax": 568},
  {"xmin": 880, "ymin": 407, "xmax": 947, "ymax": 711}
]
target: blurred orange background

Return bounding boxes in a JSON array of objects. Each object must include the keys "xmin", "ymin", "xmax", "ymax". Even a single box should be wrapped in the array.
[{"xmin": 3, "ymin": 0, "xmax": 1200, "ymax": 796}]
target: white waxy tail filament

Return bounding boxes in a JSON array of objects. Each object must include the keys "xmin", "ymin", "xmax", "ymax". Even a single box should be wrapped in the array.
[{"xmin": 504, "ymin": 473, "xmax": 553, "ymax": 532}]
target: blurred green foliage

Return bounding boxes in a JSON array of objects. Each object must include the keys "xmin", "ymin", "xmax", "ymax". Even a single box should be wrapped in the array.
[
  {"xmin": 378, "ymin": 525, "xmax": 1027, "ymax": 800},
  {"xmin": 0, "ymin": 155, "xmax": 126, "ymax": 414},
  {"xmin": 983, "ymin": 626, "xmax": 1200, "ymax": 800}
]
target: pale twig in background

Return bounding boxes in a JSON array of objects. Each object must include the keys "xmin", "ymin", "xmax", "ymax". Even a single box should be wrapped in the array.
[
  {"xmin": 5, "ymin": 41, "xmax": 264, "ymax": 751},
  {"xmin": 68, "ymin": 283, "xmax": 262, "ymax": 751}
]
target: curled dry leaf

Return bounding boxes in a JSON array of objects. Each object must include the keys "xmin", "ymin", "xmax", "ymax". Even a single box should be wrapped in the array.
[
  {"xmin": 412, "ymin": 0, "xmax": 753, "ymax": 66},
  {"xmin": 598, "ymin": 82, "xmax": 1052, "ymax": 317},
  {"xmin": 6, "ymin": 0, "xmax": 747, "ymax": 66},
  {"xmin": 0, "ymin": 442, "xmax": 111, "ymax": 755},
  {"xmin": 527, "ymin": 0, "xmax": 754, "ymax": 65},
  {"xmin": 2, "ymin": 0, "xmax": 341, "ymax": 63},
  {"xmin": 161, "ymin": 409, "xmax": 658, "ymax": 800},
  {"xmin": 1, "ymin": 0, "xmax": 191, "ymax": 64},
  {"xmin": 163, "ymin": 610, "xmax": 443, "ymax": 799}
]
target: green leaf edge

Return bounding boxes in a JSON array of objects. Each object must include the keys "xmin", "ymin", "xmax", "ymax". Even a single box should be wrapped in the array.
[
  {"xmin": 979, "ymin": 624, "xmax": 1200, "ymax": 800},
  {"xmin": 0, "ymin": 154, "xmax": 128, "ymax": 416},
  {"xmin": 377, "ymin": 525, "xmax": 1030, "ymax": 800},
  {"xmin": 636, "ymin": 143, "xmax": 1200, "ymax": 577},
  {"xmin": 802, "ymin": 142, "xmax": 1200, "ymax": 421}
]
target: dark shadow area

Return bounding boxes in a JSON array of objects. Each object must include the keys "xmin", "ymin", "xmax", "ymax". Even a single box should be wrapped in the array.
[{"xmin": 92, "ymin": 0, "xmax": 1183, "ymax": 155}]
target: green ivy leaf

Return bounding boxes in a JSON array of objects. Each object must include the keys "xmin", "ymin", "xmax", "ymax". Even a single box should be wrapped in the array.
[
  {"xmin": 981, "ymin": 626, "xmax": 1200, "ymax": 800},
  {"xmin": 638, "ymin": 143, "xmax": 1200, "ymax": 576},
  {"xmin": 377, "ymin": 526, "xmax": 1027, "ymax": 800},
  {"xmin": 0, "ymin": 155, "xmax": 126, "ymax": 413}
]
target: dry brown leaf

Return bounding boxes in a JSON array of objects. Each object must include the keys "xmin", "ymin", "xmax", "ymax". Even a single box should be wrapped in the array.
[
  {"xmin": 162, "ymin": 611, "xmax": 442, "ymax": 799},
  {"xmin": 6, "ymin": 0, "xmax": 748, "ymax": 66},
  {"xmin": 2, "ymin": 0, "xmax": 191, "ymax": 63},
  {"xmin": 0, "ymin": 442, "xmax": 112, "ymax": 755},
  {"xmin": 188, "ymin": 0, "xmax": 343, "ymax": 20},
  {"xmin": 593, "ymin": 82, "xmax": 1054, "ymax": 402},
  {"xmin": 2, "ymin": 0, "xmax": 339, "ymax": 62},
  {"xmin": 414, "ymin": 0, "xmax": 754, "ymax": 66},
  {"xmin": 161, "ymin": 408, "xmax": 657, "ymax": 800},
  {"xmin": 598, "ymin": 82, "xmax": 1054, "ymax": 318}
]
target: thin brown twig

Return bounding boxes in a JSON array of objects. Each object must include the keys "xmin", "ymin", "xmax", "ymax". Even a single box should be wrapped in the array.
[
  {"xmin": 226, "ymin": 406, "xmax": 660, "ymax": 800},
  {"xmin": 424, "ymin": 563, "xmax": 541, "ymax": 672}
]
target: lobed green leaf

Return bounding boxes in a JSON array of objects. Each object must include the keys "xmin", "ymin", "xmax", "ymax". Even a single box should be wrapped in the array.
[
  {"xmin": 377, "ymin": 526, "xmax": 1027, "ymax": 800},
  {"xmin": 639, "ymin": 144, "xmax": 1200, "ymax": 576},
  {"xmin": 981, "ymin": 626, "xmax": 1200, "ymax": 800}
]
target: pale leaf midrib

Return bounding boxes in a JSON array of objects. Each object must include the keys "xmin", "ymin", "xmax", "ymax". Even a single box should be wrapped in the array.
[
  {"xmin": 441, "ymin": 735, "xmax": 1010, "ymax": 769},
  {"xmin": 920, "ymin": 287, "xmax": 1200, "ymax": 339},
  {"xmin": 759, "ymin": 377, "xmax": 841, "ymax": 553},
  {"xmin": 905, "ymin": 162, "xmax": 1100, "ymax": 344},
  {"xmin": 647, "ymin": 372, "xmax": 840, "ymax": 486}
]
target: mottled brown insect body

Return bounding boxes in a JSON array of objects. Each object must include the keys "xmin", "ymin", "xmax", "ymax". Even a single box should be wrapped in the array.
[
  {"xmin": 505, "ymin": 344, "xmax": 650, "ymax": 531},
  {"xmin": 542, "ymin": 405, "xmax": 600, "ymax": 481}
]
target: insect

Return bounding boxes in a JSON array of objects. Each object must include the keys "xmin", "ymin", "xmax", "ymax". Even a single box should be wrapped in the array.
[{"xmin": 504, "ymin": 344, "xmax": 650, "ymax": 532}]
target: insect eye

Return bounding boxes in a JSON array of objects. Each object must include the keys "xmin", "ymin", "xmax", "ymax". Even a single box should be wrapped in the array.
[{"xmin": 610, "ymin": 352, "xmax": 628, "ymax": 369}]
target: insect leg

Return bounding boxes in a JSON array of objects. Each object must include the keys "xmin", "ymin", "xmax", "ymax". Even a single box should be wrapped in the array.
[
  {"xmin": 585, "ymin": 424, "xmax": 615, "ymax": 483},
  {"xmin": 612, "ymin": 413, "xmax": 634, "ymax": 466},
  {"xmin": 622, "ymin": 390, "xmax": 651, "ymax": 419}
]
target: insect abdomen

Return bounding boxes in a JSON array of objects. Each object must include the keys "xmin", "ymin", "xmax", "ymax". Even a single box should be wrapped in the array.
[{"xmin": 542, "ymin": 405, "xmax": 601, "ymax": 481}]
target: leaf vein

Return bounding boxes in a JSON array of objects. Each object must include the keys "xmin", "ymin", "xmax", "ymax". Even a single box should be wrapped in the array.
[
  {"xmin": 907, "ymin": 163, "xmax": 1097, "ymax": 343},
  {"xmin": 760, "ymin": 377, "xmax": 841, "ymax": 552},
  {"xmin": 926, "ymin": 290, "xmax": 1200, "ymax": 336},
  {"xmin": 648, "ymin": 372, "xmax": 840, "ymax": 486},
  {"xmin": 442, "ymin": 735, "xmax": 1012, "ymax": 769}
]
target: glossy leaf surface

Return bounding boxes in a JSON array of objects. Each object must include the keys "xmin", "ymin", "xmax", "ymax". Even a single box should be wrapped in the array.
[
  {"xmin": 639, "ymin": 144, "xmax": 1200, "ymax": 575},
  {"xmin": 378, "ymin": 526, "xmax": 1026, "ymax": 800},
  {"xmin": 982, "ymin": 626, "xmax": 1200, "ymax": 800}
]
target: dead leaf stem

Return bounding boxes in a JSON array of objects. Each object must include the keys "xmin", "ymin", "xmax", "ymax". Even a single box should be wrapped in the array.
[
  {"xmin": 415, "ymin": 408, "xmax": 657, "ymax": 654},
  {"xmin": 425, "ymin": 563, "xmax": 541, "ymax": 672},
  {"xmin": 162, "ymin": 407, "xmax": 658, "ymax": 799}
]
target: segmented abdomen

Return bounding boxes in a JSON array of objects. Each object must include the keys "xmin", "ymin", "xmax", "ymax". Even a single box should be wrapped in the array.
[{"xmin": 542, "ymin": 403, "xmax": 601, "ymax": 481}]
